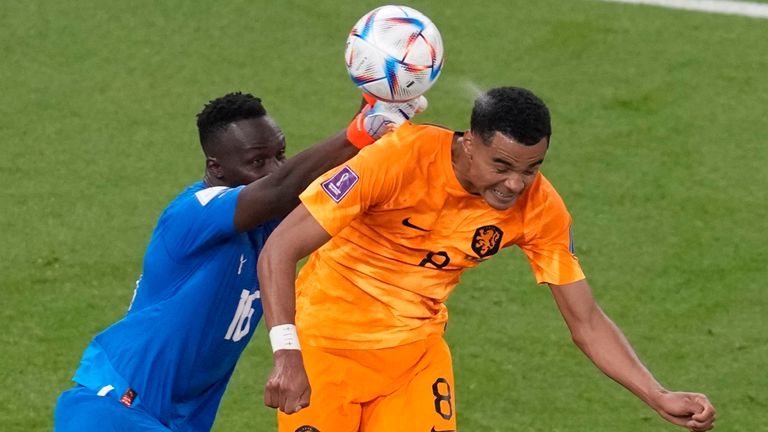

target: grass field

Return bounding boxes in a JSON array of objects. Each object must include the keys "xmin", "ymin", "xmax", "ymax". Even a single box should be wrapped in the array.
[{"xmin": 1, "ymin": 0, "xmax": 766, "ymax": 430}]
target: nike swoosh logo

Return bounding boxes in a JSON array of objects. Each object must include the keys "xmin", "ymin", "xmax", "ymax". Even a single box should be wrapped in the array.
[
  {"xmin": 430, "ymin": 428, "xmax": 456, "ymax": 432},
  {"xmin": 402, "ymin": 217, "xmax": 431, "ymax": 232}
]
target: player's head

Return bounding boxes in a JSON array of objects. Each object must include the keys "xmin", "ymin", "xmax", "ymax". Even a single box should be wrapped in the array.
[
  {"xmin": 470, "ymin": 86, "xmax": 551, "ymax": 146},
  {"xmin": 456, "ymin": 86, "xmax": 551, "ymax": 210},
  {"xmin": 197, "ymin": 92, "xmax": 286, "ymax": 187}
]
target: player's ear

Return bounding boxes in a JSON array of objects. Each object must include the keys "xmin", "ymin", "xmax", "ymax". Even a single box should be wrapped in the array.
[
  {"xmin": 206, "ymin": 157, "xmax": 224, "ymax": 179},
  {"xmin": 462, "ymin": 130, "xmax": 475, "ymax": 157}
]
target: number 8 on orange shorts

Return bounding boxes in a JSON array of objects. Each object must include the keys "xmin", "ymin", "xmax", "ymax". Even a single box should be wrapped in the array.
[{"xmin": 278, "ymin": 335, "xmax": 457, "ymax": 432}]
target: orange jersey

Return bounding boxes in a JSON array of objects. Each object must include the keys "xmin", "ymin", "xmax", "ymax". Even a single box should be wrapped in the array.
[{"xmin": 297, "ymin": 123, "xmax": 585, "ymax": 349}]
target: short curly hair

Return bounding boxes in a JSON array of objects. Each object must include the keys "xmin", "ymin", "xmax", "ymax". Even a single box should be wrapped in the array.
[
  {"xmin": 470, "ymin": 87, "xmax": 551, "ymax": 146},
  {"xmin": 196, "ymin": 92, "xmax": 267, "ymax": 152}
]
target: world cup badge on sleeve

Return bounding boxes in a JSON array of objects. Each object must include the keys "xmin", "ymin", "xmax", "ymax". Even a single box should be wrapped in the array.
[{"xmin": 321, "ymin": 165, "xmax": 359, "ymax": 203}]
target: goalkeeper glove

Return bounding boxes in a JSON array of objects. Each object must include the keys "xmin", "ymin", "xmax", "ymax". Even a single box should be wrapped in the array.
[{"xmin": 346, "ymin": 95, "xmax": 428, "ymax": 149}]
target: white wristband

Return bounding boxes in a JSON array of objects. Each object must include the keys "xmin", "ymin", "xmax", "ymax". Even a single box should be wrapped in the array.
[{"xmin": 269, "ymin": 324, "xmax": 301, "ymax": 352}]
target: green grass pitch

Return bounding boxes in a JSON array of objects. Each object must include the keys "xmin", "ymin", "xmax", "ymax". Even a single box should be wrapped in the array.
[{"xmin": 1, "ymin": 0, "xmax": 766, "ymax": 430}]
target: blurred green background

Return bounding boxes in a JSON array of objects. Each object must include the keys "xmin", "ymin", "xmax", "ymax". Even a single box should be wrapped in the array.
[{"xmin": 1, "ymin": 0, "xmax": 766, "ymax": 430}]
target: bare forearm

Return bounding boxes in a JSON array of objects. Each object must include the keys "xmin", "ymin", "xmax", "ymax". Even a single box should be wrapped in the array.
[
  {"xmin": 266, "ymin": 130, "xmax": 357, "ymax": 203},
  {"xmin": 257, "ymin": 205, "xmax": 332, "ymax": 329},
  {"xmin": 571, "ymin": 310, "xmax": 664, "ymax": 406},
  {"xmin": 551, "ymin": 281, "xmax": 715, "ymax": 429},
  {"xmin": 236, "ymin": 130, "xmax": 357, "ymax": 231},
  {"xmin": 257, "ymin": 243, "xmax": 300, "ymax": 328}
]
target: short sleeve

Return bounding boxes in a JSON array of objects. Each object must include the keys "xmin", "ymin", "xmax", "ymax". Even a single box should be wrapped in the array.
[
  {"xmin": 160, "ymin": 185, "xmax": 243, "ymax": 259},
  {"xmin": 300, "ymin": 139, "xmax": 402, "ymax": 236},
  {"xmin": 518, "ymin": 181, "xmax": 585, "ymax": 285}
]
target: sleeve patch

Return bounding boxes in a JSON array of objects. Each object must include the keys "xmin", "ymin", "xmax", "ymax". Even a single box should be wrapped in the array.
[
  {"xmin": 321, "ymin": 165, "xmax": 359, "ymax": 203},
  {"xmin": 194, "ymin": 186, "xmax": 231, "ymax": 206}
]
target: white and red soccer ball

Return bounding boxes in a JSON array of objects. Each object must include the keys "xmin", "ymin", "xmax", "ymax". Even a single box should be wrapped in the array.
[{"xmin": 345, "ymin": 5, "xmax": 444, "ymax": 103}]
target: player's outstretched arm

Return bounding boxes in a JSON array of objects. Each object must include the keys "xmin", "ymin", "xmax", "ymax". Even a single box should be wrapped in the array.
[
  {"xmin": 233, "ymin": 96, "xmax": 426, "ymax": 232},
  {"xmin": 548, "ymin": 279, "xmax": 716, "ymax": 431},
  {"xmin": 233, "ymin": 127, "xmax": 356, "ymax": 233},
  {"xmin": 257, "ymin": 204, "xmax": 331, "ymax": 414}
]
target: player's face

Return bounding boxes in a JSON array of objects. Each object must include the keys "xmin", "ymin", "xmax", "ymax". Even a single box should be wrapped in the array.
[
  {"xmin": 461, "ymin": 130, "xmax": 548, "ymax": 210},
  {"xmin": 213, "ymin": 116, "xmax": 286, "ymax": 187}
]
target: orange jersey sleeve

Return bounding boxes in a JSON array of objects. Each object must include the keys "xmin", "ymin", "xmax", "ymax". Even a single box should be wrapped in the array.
[
  {"xmin": 297, "ymin": 123, "xmax": 584, "ymax": 349},
  {"xmin": 516, "ymin": 177, "xmax": 585, "ymax": 285}
]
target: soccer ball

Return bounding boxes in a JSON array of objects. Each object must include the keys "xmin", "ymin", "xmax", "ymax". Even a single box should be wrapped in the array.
[{"xmin": 344, "ymin": 5, "xmax": 444, "ymax": 103}]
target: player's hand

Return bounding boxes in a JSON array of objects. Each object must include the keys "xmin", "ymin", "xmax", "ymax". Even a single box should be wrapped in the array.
[
  {"xmin": 263, "ymin": 350, "xmax": 311, "ymax": 414},
  {"xmin": 346, "ymin": 95, "xmax": 428, "ymax": 148},
  {"xmin": 651, "ymin": 391, "xmax": 716, "ymax": 431}
]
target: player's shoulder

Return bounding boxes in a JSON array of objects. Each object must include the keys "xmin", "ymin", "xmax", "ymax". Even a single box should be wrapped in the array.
[
  {"xmin": 374, "ymin": 122, "xmax": 455, "ymax": 157},
  {"xmin": 352, "ymin": 123, "xmax": 456, "ymax": 181},
  {"xmin": 152, "ymin": 182, "xmax": 243, "ymax": 250},
  {"xmin": 160, "ymin": 182, "xmax": 241, "ymax": 221},
  {"xmin": 396, "ymin": 121, "xmax": 455, "ymax": 142},
  {"xmin": 523, "ymin": 173, "xmax": 568, "ymax": 211},
  {"xmin": 177, "ymin": 182, "xmax": 241, "ymax": 207}
]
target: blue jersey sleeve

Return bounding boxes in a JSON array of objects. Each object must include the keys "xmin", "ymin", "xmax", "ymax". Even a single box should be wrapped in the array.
[{"xmin": 159, "ymin": 185, "xmax": 244, "ymax": 259}]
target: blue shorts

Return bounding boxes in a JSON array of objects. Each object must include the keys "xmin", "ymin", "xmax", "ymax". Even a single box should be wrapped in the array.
[{"xmin": 54, "ymin": 385, "xmax": 170, "ymax": 431}]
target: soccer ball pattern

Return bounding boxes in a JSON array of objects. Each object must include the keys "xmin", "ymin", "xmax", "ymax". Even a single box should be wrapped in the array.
[{"xmin": 345, "ymin": 5, "xmax": 444, "ymax": 102}]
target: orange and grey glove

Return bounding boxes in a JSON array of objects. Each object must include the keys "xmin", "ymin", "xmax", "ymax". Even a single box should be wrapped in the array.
[{"xmin": 346, "ymin": 95, "xmax": 428, "ymax": 149}]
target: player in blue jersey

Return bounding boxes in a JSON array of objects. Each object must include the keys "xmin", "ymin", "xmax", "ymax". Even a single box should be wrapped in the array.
[{"xmin": 53, "ymin": 91, "xmax": 426, "ymax": 431}]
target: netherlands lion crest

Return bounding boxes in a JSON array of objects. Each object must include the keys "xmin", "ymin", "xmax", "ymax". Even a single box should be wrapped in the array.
[{"xmin": 471, "ymin": 225, "xmax": 503, "ymax": 258}]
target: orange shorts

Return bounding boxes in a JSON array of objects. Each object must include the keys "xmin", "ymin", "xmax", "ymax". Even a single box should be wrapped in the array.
[{"xmin": 278, "ymin": 335, "xmax": 457, "ymax": 432}]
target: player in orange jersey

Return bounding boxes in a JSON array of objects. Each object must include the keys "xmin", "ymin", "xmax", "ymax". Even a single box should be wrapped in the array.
[{"xmin": 257, "ymin": 87, "xmax": 716, "ymax": 431}]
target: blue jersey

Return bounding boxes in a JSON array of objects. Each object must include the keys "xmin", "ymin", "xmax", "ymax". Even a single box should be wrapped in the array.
[{"xmin": 70, "ymin": 181, "xmax": 278, "ymax": 430}]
